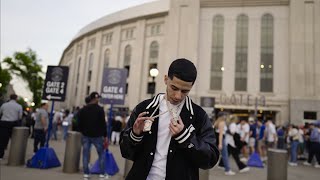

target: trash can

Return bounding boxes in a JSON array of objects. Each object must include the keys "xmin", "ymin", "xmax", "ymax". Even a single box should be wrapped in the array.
[
  {"xmin": 123, "ymin": 159, "xmax": 133, "ymax": 178},
  {"xmin": 267, "ymin": 148, "xmax": 288, "ymax": 180},
  {"xmin": 199, "ymin": 169, "xmax": 209, "ymax": 180},
  {"xmin": 63, "ymin": 131, "xmax": 82, "ymax": 173},
  {"xmin": 8, "ymin": 127, "xmax": 29, "ymax": 166}
]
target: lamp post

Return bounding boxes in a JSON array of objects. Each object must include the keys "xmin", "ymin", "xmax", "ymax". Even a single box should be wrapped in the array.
[{"xmin": 149, "ymin": 68, "xmax": 159, "ymax": 98}]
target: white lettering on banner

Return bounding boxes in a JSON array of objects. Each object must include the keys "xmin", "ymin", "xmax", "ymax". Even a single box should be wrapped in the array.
[
  {"xmin": 103, "ymin": 86, "xmax": 119, "ymax": 93},
  {"xmin": 46, "ymin": 81, "xmax": 60, "ymax": 87},
  {"xmin": 45, "ymin": 87, "xmax": 60, "ymax": 94},
  {"xmin": 45, "ymin": 81, "xmax": 64, "ymax": 94},
  {"xmin": 101, "ymin": 93, "xmax": 124, "ymax": 100}
]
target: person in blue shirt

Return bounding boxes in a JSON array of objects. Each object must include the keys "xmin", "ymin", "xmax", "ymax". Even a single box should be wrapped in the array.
[
  {"xmin": 249, "ymin": 119, "xmax": 257, "ymax": 154},
  {"xmin": 256, "ymin": 120, "xmax": 266, "ymax": 161},
  {"xmin": 277, "ymin": 126, "xmax": 285, "ymax": 149},
  {"xmin": 303, "ymin": 123, "xmax": 320, "ymax": 168}
]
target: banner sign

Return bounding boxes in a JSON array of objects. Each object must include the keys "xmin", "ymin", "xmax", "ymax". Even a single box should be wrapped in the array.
[
  {"xmin": 42, "ymin": 66, "xmax": 69, "ymax": 101},
  {"xmin": 100, "ymin": 68, "xmax": 128, "ymax": 105}
]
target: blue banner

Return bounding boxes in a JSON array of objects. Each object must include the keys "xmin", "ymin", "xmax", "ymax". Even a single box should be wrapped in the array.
[{"xmin": 100, "ymin": 68, "xmax": 128, "ymax": 105}]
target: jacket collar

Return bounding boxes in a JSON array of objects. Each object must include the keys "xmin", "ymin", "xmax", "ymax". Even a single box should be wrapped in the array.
[{"xmin": 146, "ymin": 93, "xmax": 194, "ymax": 116}]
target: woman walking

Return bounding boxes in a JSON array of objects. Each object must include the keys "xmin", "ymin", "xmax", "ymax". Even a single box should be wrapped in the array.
[{"xmin": 214, "ymin": 113, "xmax": 235, "ymax": 175}]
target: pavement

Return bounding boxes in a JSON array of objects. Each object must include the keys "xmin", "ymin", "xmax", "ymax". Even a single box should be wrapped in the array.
[{"xmin": 0, "ymin": 131, "xmax": 319, "ymax": 180}]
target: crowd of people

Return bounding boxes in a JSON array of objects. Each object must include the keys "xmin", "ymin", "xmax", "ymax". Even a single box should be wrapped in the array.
[{"xmin": 212, "ymin": 112, "xmax": 320, "ymax": 176}]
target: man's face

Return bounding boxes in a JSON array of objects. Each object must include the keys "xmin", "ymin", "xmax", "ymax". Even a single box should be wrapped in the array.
[
  {"xmin": 164, "ymin": 75, "xmax": 193, "ymax": 105},
  {"xmin": 43, "ymin": 104, "xmax": 48, "ymax": 110}
]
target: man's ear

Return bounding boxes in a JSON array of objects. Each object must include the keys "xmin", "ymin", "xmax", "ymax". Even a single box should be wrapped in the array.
[{"xmin": 164, "ymin": 75, "xmax": 168, "ymax": 85}]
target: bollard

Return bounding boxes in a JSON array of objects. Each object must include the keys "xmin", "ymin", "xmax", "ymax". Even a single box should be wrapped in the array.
[
  {"xmin": 199, "ymin": 169, "xmax": 209, "ymax": 180},
  {"xmin": 63, "ymin": 131, "xmax": 82, "ymax": 173},
  {"xmin": 267, "ymin": 148, "xmax": 288, "ymax": 180},
  {"xmin": 8, "ymin": 127, "xmax": 29, "ymax": 166},
  {"xmin": 123, "ymin": 159, "xmax": 133, "ymax": 179}
]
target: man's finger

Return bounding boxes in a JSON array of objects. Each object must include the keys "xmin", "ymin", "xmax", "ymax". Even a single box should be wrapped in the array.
[
  {"xmin": 135, "ymin": 116, "xmax": 154, "ymax": 123},
  {"xmin": 169, "ymin": 126, "xmax": 176, "ymax": 134},
  {"xmin": 169, "ymin": 122, "xmax": 178, "ymax": 130},
  {"xmin": 138, "ymin": 111, "xmax": 148, "ymax": 118}
]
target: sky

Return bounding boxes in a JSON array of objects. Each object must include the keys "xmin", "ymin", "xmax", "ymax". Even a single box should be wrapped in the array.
[{"xmin": 1, "ymin": 0, "xmax": 155, "ymax": 100}]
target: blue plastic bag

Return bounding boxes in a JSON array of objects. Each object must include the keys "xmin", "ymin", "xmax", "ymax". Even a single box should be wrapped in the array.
[
  {"xmin": 247, "ymin": 152, "xmax": 264, "ymax": 168},
  {"xmin": 90, "ymin": 150, "xmax": 119, "ymax": 175}
]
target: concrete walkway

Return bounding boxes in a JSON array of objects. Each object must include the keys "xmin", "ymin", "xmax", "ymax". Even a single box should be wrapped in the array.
[{"xmin": 1, "ymin": 135, "xmax": 319, "ymax": 180}]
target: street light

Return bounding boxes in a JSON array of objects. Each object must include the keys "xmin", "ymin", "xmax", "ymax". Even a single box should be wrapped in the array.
[{"xmin": 149, "ymin": 68, "xmax": 159, "ymax": 97}]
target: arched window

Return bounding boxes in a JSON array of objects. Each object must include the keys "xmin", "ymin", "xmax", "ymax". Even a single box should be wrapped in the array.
[
  {"xmin": 149, "ymin": 41, "xmax": 159, "ymax": 63},
  {"xmin": 235, "ymin": 14, "xmax": 249, "ymax": 91},
  {"xmin": 260, "ymin": 14, "xmax": 274, "ymax": 92},
  {"xmin": 87, "ymin": 53, "xmax": 94, "ymax": 82},
  {"xmin": 210, "ymin": 15, "xmax": 224, "ymax": 90},
  {"xmin": 124, "ymin": 45, "xmax": 131, "ymax": 76},
  {"xmin": 149, "ymin": 41, "xmax": 159, "ymax": 77},
  {"xmin": 104, "ymin": 49, "xmax": 110, "ymax": 68}
]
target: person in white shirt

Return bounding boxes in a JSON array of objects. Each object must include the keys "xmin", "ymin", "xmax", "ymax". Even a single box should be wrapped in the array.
[
  {"xmin": 264, "ymin": 120, "xmax": 277, "ymax": 149},
  {"xmin": 225, "ymin": 115, "xmax": 250, "ymax": 173},
  {"xmin": 288, "ymin": 124, "xmax": 299, "ymax": 166},
  {"xmin": 51, "ymin": 110, "xmax": 63, "ymax": 140},
  {"xmin": 62, "ymin": 109, "xmax": 73, "ymax": 140},
  {"xmin": 238, "ymin": 119, "xmax": 250, "ymax": 160},
  {"xmin": 0, "ymin": 94, "xmax": 23, "ymax": 158},
  {"xmin": 214, "ymin": 113, "xmax": 235, "ymax": 175}
]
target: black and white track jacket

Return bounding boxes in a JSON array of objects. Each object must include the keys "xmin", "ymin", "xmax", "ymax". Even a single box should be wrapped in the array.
[{"xmin": 120, "ymin": 94, "xmax": 220, "ymax": 180}]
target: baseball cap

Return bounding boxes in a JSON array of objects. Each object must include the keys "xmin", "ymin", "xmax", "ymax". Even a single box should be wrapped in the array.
[{"xmin": 89, "ymin": 92, "xmax": 101, "ymax": 99}]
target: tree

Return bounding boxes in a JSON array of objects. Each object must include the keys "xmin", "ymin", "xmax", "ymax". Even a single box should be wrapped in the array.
[
  {"xmin": 0, "ymin": 63, "xmax": 12, "ymax": 95},
  {"xmin": 3, "ymin": 49, "xmax": 44, "ymax": 107},
  {"xmin": 17, "ymin": 97, "xmax": 28, "ymax": 111}
]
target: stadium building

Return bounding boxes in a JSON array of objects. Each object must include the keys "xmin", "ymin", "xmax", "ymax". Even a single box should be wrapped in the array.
[{"xmin": 57, "ymin": 0, "xmax": 320, "ymax": 125}]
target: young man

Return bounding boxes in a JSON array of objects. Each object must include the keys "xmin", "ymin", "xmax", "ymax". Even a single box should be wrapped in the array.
[
  {"xmin": 120, "ymin": 58, "xmax": 220, "ymax": 180},
  {"xmin": 33, "ymin": 103, "xmax": 49, "ymax": 153},
  {"xmin": 78, "ymin": 92, "xmax": 107, "ymax": 179},
  {"xmin": 0, "ymin": 94, "xmax": 23, "ymax": 159},
  {"xmin": 264, "ymin": 120, "xmax": 277, "ymax": 149}
]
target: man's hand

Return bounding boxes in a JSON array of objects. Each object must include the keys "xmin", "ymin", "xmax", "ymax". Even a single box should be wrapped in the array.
[
  {"xmin": 169, "ymin": 117, "xmax": 184, "ymax": 136},
  {"xmin": 132, "ymin": 112, "xmax": 153, "ymax": 135},
  {"xmin": 218, "ymin": 143, "xmax": 223, "ymax": 150}
]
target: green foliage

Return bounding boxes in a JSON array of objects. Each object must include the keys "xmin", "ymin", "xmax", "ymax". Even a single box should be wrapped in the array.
[
  {"xmin": 3, "ymin": 49, "xmax": 44, "ymax": 107},
  {"xmin": 0, "ymin": 63, "xmax": 12, "ymax": 95},
  {"xmin": 17, "ymin": 97, "xmax": 28, "ymax": 110}
]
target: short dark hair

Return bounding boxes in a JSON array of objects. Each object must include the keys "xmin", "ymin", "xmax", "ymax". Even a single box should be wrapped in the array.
[
  {"xmin": 10, "ymin": 94, "xmax": 18, "ymax": 100},
  {"xmin": 41, "ymin": 102, "xmax": 47, "ymax": 107},
  {"xmin": 85, "ymin": 96, "xmax": 91, "ymax": 104},
  {"xmin": 168, "ymin": 58, "xmax": 197, "ymax": 84}
]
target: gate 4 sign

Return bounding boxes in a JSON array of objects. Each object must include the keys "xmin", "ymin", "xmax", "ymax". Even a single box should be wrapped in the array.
[
  {"xmin": 100, "ymin": 68, "xmax": 127, "ymax": 105},
  {"xmin": 42, "ymin": 66, "xmax": 69, "ymax": 101}
]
